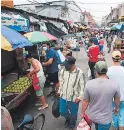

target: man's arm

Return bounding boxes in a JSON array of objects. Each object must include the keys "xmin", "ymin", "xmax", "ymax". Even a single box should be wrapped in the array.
[
  {"xmin": 42, "ymin": 50, "xmax": 54, "ymax": 66},
  {"xmin": 82, "ymin": 83, "xmax": 90, "ymax": 115},
  {"xmin": 76, "ymin": 73, "xmax": 85, "ymax": 100},
  {"xmin": 27, "ymin": 61, "xmax": 40, "ymax": 76},
  {"xmin": 42, "ymin": 58, "xmax": 53, "ymax": 66},
  {"xmin": 82, "ymin": 99, "xmax": 89, "ymax": 115},
  {"xmin": 113, "ymin": 86, "xmax": 120, "ymax": 115},
  {"xmin": 57, "ymin": 69, "xmax": 64, "ymax": 95}
]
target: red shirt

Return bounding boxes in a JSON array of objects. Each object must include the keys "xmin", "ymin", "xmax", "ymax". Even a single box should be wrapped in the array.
[
  {"xmin": 88, "ymin": 45, "xmax": 100, "ymax": 62},
  {"xmin": 121, "ymin": 52, "xmax": 124, "ymax": 60},
  {"xmin": 99, "ymin": 39, "xmax": 104, "ymax": 45}
]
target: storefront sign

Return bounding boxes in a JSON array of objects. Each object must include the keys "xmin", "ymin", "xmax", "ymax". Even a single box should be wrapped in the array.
[{"xmin": 1, "ymin": 16, "xmax": 29, "ymax": 32}]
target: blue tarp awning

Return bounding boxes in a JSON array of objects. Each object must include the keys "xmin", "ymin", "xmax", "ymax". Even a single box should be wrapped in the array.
[{"xmin": 111, "ymin": 23, "xmax": 124, "ymax": 31}]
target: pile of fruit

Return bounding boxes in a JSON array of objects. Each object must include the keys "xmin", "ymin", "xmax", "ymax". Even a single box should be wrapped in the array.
[{"xmin": 4, "ymin": 77, "xmax": 32, "ymax": 93}]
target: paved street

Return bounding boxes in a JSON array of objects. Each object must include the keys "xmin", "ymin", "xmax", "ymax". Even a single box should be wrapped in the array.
[{"xmin": 12, "ymin": 41, "xmax": 112, "ymax": 130}]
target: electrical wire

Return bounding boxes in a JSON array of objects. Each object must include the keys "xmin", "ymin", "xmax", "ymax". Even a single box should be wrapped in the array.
[{"xmin": 76, "ymin": 2, "xmax": 121, "ymax": 5}]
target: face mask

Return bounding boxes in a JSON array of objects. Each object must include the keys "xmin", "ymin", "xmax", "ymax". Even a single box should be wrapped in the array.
[
  {"xmin": 43, "ymin": 47, "xmax": 47, "ymax": 51},
  {"xmin": 65, "ymin": 65, "xmax": 71, "ymax": 71}
]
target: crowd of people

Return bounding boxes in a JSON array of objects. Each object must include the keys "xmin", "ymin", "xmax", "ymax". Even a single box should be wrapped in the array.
[{"xmin": 1, "ymin": 31, "xmax": 124, "ymax": 130}]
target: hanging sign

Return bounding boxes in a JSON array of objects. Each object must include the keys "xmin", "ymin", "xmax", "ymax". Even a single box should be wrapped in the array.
[{"xmin": 1, "ymin": 16, "xmax": 29, "ymax": 32}]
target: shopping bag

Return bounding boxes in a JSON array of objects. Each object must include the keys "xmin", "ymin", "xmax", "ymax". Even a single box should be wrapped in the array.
[
  {"xmin": 52, "ymin": 97, "xmax": 60, "ymax": 118},
  {"xmin": 83, "ymin": 114, "xmax": 92, "ymax": 126},
  {"xmin": 77, "ymin": 118, "xmax": 91, "ymax": 130},
  {"xmin": 32, "ymin": 74, "xmax": 40, "ymax": 91}
]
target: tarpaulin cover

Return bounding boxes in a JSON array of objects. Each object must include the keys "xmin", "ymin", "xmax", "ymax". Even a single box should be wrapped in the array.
[
  {"xmin": 111, "ymin": 23, "xmax": 124, "ymax": 31},
  {"xmin": 45, "ymin": 22, "xmax": 66, "ymax": 38},
  {"xmin": 1, "ymin": 49, "xmax": 16, "ymax": 73}
]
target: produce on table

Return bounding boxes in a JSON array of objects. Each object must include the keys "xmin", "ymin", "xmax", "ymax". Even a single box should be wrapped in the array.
[{"xmin": 3, "ymin": 77, "xmax": 32, "ymax": 93}]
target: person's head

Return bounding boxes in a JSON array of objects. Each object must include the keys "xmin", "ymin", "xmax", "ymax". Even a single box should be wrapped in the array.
[
  {"xmin": 89, "ymin": 38, "xmax": 94, "ymax": 45},
  {"xmin": 25, "ymin": 54, "xmax": 33, "ymax": 63},
  {"xmin": 100, "ymin": 37, "xmax": 102, "ymax": 39},
  {"xmin": 63, "ymin": 56, "xmax": 76, "ymax": 71},
  {"xmin": 63, "ymin": 45, "xmax": 68, "ymax": 51},
  {"xmin": 112, "ymin": 51, "xmax": 121, "ymax": 63},
  {"xmin": 94, "ymin": 61, "xmax": 108, "ymax": 77},
  {"xmin": 42, "ymin": 42, "xmax": 50, "ymax": 51},
  {"xmin": 92, "ymin": 34, "xmax": 96, "ymax": 38},
  {"xmin": 54, "ymin": 44, "xmax": 59, "ymax": 50}
]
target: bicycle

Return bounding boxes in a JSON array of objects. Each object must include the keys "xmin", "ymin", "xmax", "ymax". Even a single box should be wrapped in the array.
[{"xmin": 17, "ymin": 113, "xmax": 45, "ymax": 130}]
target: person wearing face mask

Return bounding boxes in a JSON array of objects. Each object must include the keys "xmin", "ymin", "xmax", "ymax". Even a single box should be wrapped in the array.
[
  {"xmin": 42, "ymin": 43, "xmax": 59, "ymax": 92},
  {"xmin": 57, "ymin": 56, "xmax": 85, "ymax": 130}
]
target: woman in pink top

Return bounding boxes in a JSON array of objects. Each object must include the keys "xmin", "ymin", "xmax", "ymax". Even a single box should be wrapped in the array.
[{"xmin": 99, "ymin": 37, "xmax": 104, "ymax": 54}]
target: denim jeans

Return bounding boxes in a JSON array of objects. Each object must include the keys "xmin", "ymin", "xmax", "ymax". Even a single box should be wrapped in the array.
[{"xmin": 99, "ymin": 45, "xmax": 104, "ymax": 53}]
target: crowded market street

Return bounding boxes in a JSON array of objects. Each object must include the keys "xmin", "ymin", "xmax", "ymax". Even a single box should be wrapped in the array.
[
  {"xmin": 12, "ymin": 41, "xmax": 112, "ymax": 130},
  {"xmin": 1, "ymin": 1, "xmax": 124, "ymax": 130}
]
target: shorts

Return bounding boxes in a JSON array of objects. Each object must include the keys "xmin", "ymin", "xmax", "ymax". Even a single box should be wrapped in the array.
[
  {"xmin": 48, "ymin": 72, "xmax": 59, "ymax": 84},
  {"xmin": 119, "ymin": 101, "xmax": 124, "ymax": 127},
  {"xmin": 95, "ymin": 123, "xmax": 111, "ymax": 130},
  {"xmin": 107, "ymin": 43, "xmax": 111, "ymax": 48},
  {"xmin": 112, "ymin": 101, "xmax": 124, "ymax": 128},
  {"xmin": 35, "ymin": 77, "xmax": 45, "ymax": 97}
]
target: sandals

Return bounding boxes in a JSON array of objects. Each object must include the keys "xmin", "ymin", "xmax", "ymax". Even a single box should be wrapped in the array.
[{"xmin": 38, "ymin": 104, "xmax": 48, "ymax": 110}]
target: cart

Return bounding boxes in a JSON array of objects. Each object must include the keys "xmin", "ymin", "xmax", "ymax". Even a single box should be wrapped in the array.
[{"xmin": 1, "ymin": 73, "xmax": 32, "ymax": 111}]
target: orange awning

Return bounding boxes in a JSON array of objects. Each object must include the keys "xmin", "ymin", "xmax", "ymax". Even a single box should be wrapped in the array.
[{"xmin": 1, "ymin": 0, "xmax": 14, "ymax": 8}]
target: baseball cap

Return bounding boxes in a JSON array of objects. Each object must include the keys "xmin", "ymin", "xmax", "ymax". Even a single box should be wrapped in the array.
[
  {"xmin": 94, "ymin": 61, "xmax": 108, "ymax": 74},
  {"xmin": 63, "ymin": 56, "xmax": 76, "ymax": 66},
  {"xmin": 112, "ymin": 51, "xmax": 121, "ymax": 60}
]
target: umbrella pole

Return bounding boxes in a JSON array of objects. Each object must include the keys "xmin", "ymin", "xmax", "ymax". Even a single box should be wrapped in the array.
[{"xmin": 37, "ymin": 45, "xmax": 40, "ymax": 62}]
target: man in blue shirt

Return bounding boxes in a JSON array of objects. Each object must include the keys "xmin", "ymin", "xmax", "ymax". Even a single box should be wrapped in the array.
[
  {"xmin": 42, "ymin": 43, "xmax": 59, "ymax": 92},
  {"xmin": 93, "ymin": 35, "xmax": 99, "ymax": 45}
]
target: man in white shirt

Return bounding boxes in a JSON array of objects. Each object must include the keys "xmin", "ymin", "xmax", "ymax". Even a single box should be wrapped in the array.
[
  {"xmin": 107, "ymin": 51, "xmax": 124, "ymax": 130},
  {"xmin": 58, "ymin": 56, "xmax": 85, "ymax": 130}
]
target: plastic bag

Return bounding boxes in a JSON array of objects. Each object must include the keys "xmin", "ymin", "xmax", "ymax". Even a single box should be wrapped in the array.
[
  {"xmin": 77, "ymin": 118, "xmax": 91, "ymax": 130},
  {"xmin": 32, "ymin": 74, "xmax": 40, "ymax": 91},
  {"xmin": 52, "ymin": 97, "xmax": 60, "ymax": 118}
]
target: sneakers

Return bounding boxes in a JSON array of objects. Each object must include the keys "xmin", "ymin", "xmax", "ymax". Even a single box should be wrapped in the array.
[{"xmin": 38, "ymin": 104, "xmax": 48, "ymax": 110}]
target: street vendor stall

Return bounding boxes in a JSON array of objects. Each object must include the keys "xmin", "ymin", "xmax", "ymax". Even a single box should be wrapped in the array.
[{"xmin": 1, "ymin": 25, "xmax": 32, "ymax": 111}]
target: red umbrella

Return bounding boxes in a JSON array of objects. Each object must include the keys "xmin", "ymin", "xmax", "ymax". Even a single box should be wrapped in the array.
[{"xmin": 42, "ymin": 32, "xmax": 57, "ymax": 41}]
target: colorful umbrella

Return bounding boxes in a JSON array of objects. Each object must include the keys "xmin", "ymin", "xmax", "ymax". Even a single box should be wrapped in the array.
[
  {"xmin": 24, "ymin": 31, "xmax": 57, "ymax": 44},
  {"xmin": 42, "ymin": 32, "xmax": 57, "ymax": 41},
  {"xmin": 24, "ymin": 31, "xmax": 49, "ymax": 44},
  {"xmin": 1, "ymin": 26, "xmax": 32, "ymax": 51}
]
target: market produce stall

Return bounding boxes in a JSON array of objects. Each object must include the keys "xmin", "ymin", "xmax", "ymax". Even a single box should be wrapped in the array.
[
  {"xmin": 1, "ymin": 25, "xmax": 32, "ymax": 111},
  {"xmin": 1, "ymin": 77, "xmax": 32, "ymax": 110}
]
